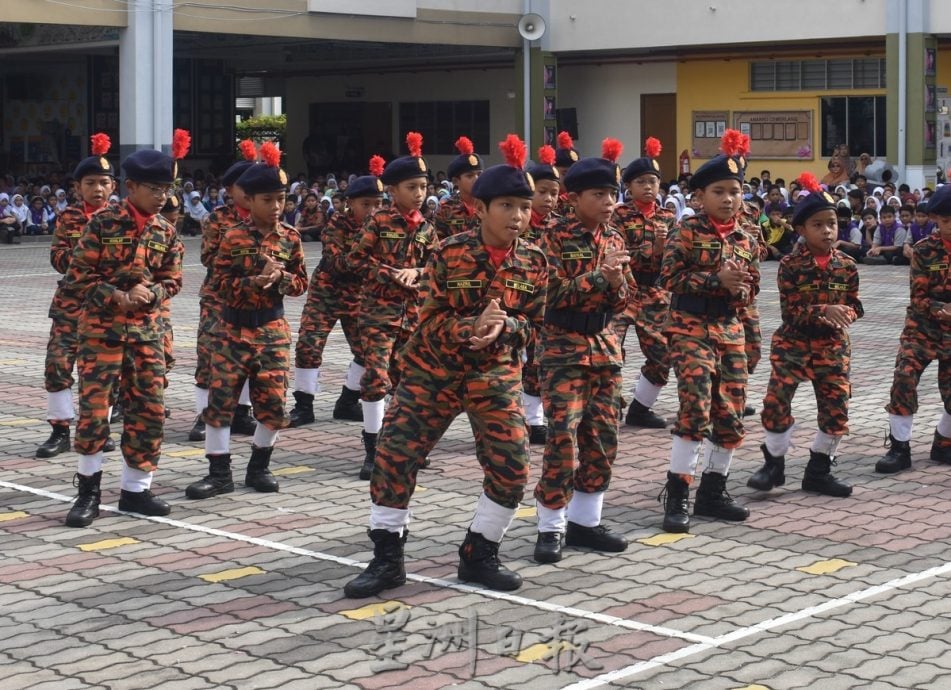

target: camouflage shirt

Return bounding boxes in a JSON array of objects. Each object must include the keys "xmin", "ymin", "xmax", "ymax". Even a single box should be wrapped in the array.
[
  {"xmin": 433, "ymin": 193, "xmax": 480, "ymax": 241},
  {"xmin": 64, "ymin": 200, "xmax": 182, "ymax": 343},
  {"xmin": 200, "ymin": 205, "xmax": 245, "ymax": 302},
  {"xmin": 521, "ymin": 211, "xmax": 561, "ymax": 245},
  {"xmin": 661, "ymin": 213, "xmax": 760, "ymax": 345},
  {"xmin": 49, "ymin": 202, "xmax": 110, "ymax": 319},
  {"xmin": 611, "ymin": 203, "xmax": 676, "ymax": 278},
  {"xmin": 905, "ymin": 234, "xmax": 951, "ymax": 343}
]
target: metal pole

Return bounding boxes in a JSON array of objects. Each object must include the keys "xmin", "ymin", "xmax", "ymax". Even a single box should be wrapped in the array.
[
  {"xmin": 898, "ymin": 0, "xmax": 907, "ymax": 181},
  {"xmin": 523, "ymin": 0, "xmax": 532, "ymax": 151}
]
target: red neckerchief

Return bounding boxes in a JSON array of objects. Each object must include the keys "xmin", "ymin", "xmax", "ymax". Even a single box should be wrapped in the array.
[
  {"xmin": 530, "ymin": 209, "xmax": 546, "ymax": 228},
  {"xmin": 126, "ymin": 201, "xmax": 152, "ymax": 233},
  {"xmin": 400, "ymin": 208, "xmax": 424, "ymax": 231},
  {"xmin": 634, "ymin": 199, "xmax": 656, "ymax": 219},
  {"xmin": 559, "ymin": 192, "xmax": 569, "ymax": 204},
  {"xmin": 461, "ymin": 199, "xmax": 476, "ymax": 217},
  {"xmin": 82, "ymin": 201, "xmax": 103, "ymax": 220},
  {"xmin": 813, "ymin": 252, "xmax": 832, "ymax": 270},
  {"xmin": 708, "ymin": 216, "xmax": 736, "ymax": 240},
  {"xmin": 235, "ymin": 205, "xmax": 251, "ymax": 221},
  {"xmin": 484, "ymin": 242, "xmax": 513, "ymax": 269}
]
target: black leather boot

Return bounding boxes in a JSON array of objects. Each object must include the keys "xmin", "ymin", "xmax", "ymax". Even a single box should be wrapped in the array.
[
  {"xmin": 188, "ymin": 412, "xmax": 206, "ymax": 442},
  {"xmin": 533, "ymin": 531, "xmax": 563, "ymax": 563},
  {"xmin": 660, "ymin": 472, "xmax": 691, "ymax": 533},
  {"xmin": 36, "ymin": 423, "xmax": 70, "ymax": 458},
  {"xmin": 565, "ymin": 521, "xmax": 628, "ymax": 552},
  {"xmin": 343, "ymin": 529, "xmax": 407, "ymax": 598},
  {"xmin": 231, "ymin": 404, "xmax": 256, "ymax": 435},
  {"xmin": 930, "ymin": 431, "xmax": 951, "ymax": 464},
  {"xmin": 186, "ymin": 454, "xmax": 234, "ymax": 499},
  {"xmin": 289, "ymin": 391, "xmax": 315, "ymax": 427},
  {"xmin": 102, "ymin": 436, "xmax": 116, "ymax": 453},
  {"xmin": 110, "ymin": 403, "xmax": 123, "ymax": 423},
  {"xmin": 747, "ymin": 444, "xmax": 786, "ymax": 491},
  {"xmin": 528, "ymin": 425, "xmax": 547, "ymax": 445},
  {"xmin": 360, "ymin": 431, "xmax": 377, "ymax": 480},
  {"xmin": 624, "ymin": 399, "xmax": 667, "ymax": 429},
  {"xmin": 457, "ymin": 530, "xmax": 522, "ymax": 591},
  {"xmin": 694, "ymin": 472, "xmax": 749, "ymax": 521},
  {"xmin": 65, "ymin": 472, "xmax": 102, "ymax": 527},
  {"xmin": 743, "ymin": 405, "xmax": 756, "ymax": 417},
  {"xmin": 118, "ymin": 488, "xmax": 171, "ymax": 516},
  {"xmin": 875, "ymin": 434, "xmax": 911, "ymax": 474},
  {"xmin": 333, "ymin": 386, "xmax": 364, "ymax": 421},
  {"xmin": 246, "ymin": 446, "xmax": 279, "ymax": 492},
  {"xmin": 802, "ymin": 451, "xmax": 852, "ymax": 497}
]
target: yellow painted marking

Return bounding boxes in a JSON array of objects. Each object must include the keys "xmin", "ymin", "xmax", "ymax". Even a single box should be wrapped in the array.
[
  {"xmin": 797, "ymin": 558, "xmax": 856, "ymax": 575},
  {"xmin": 414, "ymin": 485, "xmax": 428, "ymax": 492},
  {"xmin": 78, "ymin": 537, "xmax": 139, "ymax": 552},
  {"xmin": 638, "ymin": 533, "xmax": 696, "ymax": 546},
  {"xmin": 0, "ymin": 418, "xmax": 41, "ymax": 427},
  {"xmin": 515, "ymin": 506, "xmax": 536, "ymax": 519},
  {"xmin": 0, "ymin": 359, "xmax": 28, "ymax": 365},
  {"xmin": 733, "ymin": 685, "xmax": 770, "ymax": 690},
  {"xmin": 340, "ymin": 600, "xmax": 410, "ymax": 621},
  {"xmin": 166, "ymin": 448, "xmax": 206, "ymax": 458},
  {"xmin": 271, "ymin": 466, "xmax": 313, "ymax": 477},
  {"xmin": 516, "ymin": 641, "xmax": 571, "ymax": 662},
  {"xmin": 0, "ymin": 511, "xmax": 28, "ymax": 522},
  {"xmin": 198, "ymin": 566, "xmax": 265, "ymax": 583}
]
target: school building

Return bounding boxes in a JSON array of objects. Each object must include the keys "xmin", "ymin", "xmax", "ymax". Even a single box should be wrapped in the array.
[{"xmin": 1, "ymin": 0, "xmax": 950, "ymax": 189}]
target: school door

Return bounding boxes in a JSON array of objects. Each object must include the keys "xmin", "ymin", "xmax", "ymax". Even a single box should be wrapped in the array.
[
  {"xmin": 307, "ymin": 102, "xmax": 393, "ymax": 173},
  {"xmin": 640, "ymin": 94, "xmax": 677, "ymax": 180}
]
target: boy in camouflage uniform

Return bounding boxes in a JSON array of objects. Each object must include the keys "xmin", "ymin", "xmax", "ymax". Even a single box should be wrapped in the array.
[
  {"xmin": 432, "ymin": 136, "xmax": 482, "ymax": 241},
  {"xmin": 613, "ymin": 137, "xmax": 675, "ymax": 429},
  {"xmin": 553, "ymin": 131, "xmax": 579, "ymax": 218},
  {"xmin": 159, "ymin": 195, "xmax": 185, "ymax": 413},
  {"xmin": 289, "ymin": 157, "xmax": 385, "ymax": 427},
  {"xmin": 344, "ymin": 135, "xmax": 547, "ymax": 598},
  {"xmin": 348, "ymin": 133, "xmax": 438, "ymax": 480},
  {"xmin": 659, "ymin": 130, "xmax": 758, "ymax": 534},
  {"xmin": 186, "ymin": 143, "xmax": 308, "ymax": 499},
  {"xmin": 37, "ymin": 133, "xmax": 117, "ymax": 459},
  {"xmin": 533, "ymin": 139, "xmax": 633, "ymax": 564},
  {"xmin": 876, "ymin": 184, "xmax": 951, "ymax": 473},
  {"xmin": 751, "ymin": 173, "xmax": 861, "ymax": 497},
  {"xmin": 63, "ymin": 137, "xmax": 187, "ymax": 527}
]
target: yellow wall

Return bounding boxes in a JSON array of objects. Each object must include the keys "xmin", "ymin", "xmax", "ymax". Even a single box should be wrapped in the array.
[
  {"xmin": 676, "ymin": 59, "xmax": 885, "ymax": 183},
  {"xmin": 937, "ymin": 46, "xmax": 951, "ymax": 93}
]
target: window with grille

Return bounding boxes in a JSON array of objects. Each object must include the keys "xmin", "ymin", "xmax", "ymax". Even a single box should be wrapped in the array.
[
  {"xmin": 820, "ymin": 96, "xmax": 886, "ymax": 157},
  {"xmin": 750, "ymin": 58, "xmax": 886, "ymax": 91},
  {"xmin": 398, "ymin": 101, "xmax": 490, "ymax": 154}
]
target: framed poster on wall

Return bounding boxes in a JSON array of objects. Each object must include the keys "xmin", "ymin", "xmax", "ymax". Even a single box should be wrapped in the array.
[
  {"xmin": 732, "ymin": 110, "xmax": 813, "ymax": 160},
  {"xmin": 691, "ymin": 110, "xmax": 729, "ymax": 157}
]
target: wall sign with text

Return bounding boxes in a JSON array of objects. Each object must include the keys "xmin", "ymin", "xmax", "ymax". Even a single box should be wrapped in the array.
[{"xmin": 733, "ymin": 111, "xmax": 813, "ymax": 160}]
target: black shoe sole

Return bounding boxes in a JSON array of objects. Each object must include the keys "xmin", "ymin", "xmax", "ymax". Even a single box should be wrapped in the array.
[
  {"xmin": 457, "ymin": 567, "xmax": 522, "ymax": 591},
  {"xmin": 187, "ymin": 431, "xmax": 206, "ymax": 442},
  {"xmin": 185, "ymin": 484, "xmax": 235, "ymax": 500},
  {"xmin": 343, "ymin": 577, "xmax": 406, "ymax": 599},
  {"xmin": 117, "ymin": 502, "xmax": 171, "ymax": 516},
  {"xmin": 36, "ymin": 445, "xmax": 69, "ymax": 459},
  {"xmin": 65, "ymin": 511, "xmax": 99, "ymax": 528}
]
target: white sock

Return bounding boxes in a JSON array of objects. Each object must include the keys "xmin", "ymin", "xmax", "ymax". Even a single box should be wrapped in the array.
[
  {"xmin": 107, "ymin": 405, "xmax": 114, "ymax": 423},
  {"xmin": 536, "ymin": 504, "xmax": 567, "ymax": 533},
  {"xmin": 811, "ymin": 430, "xmax": 842, "ymax": 456},
  {"xmin": 238, "ymin": 380, "xmax": 251, "ymax": 406},
  {"xmin": 889, "ymin": 414, "xmax": 913, "ymax": 442},
  {"xmin": 632, "ymin": 377, "xmax": 662, "ymax": 408},
  {"xmin": 346, "ymin": 361, "xmax": 365, "ymax": 392},
  {"xmin": 369, "ymin": 503, "xmax": 410, "ymax": 536},
  {"xmin": 565, "ymin": 491, "xmax": 604, "ymax": 528},
  {"xmin": 363, "ymin": 400, "xmax": 386, "ymax": 434},
  {"xmin": 469, "ymin": 492, "xmax": 516, "ymax": 542},
  {"xmin": 704, "ymin": 442, "xmax": 734, "ymax": 474},
  {"xmin": 521, "ymin": 393, "xmax": 545, "ymax": 426},
  {"xmin": 764, "ymin": 428, "xmax": 793, "ymax": 457},
  {"xmin": 47, "ymin": 389, "xmax": 74, "ymax": 421},
  {"xmin": 294, "ymin": 367, "xmax": 320, "ymax": 395},
  {"xmin": 120, "ymin": 464, "xmax": 153, "ymax": 492},
  {"xmin": 78, "ymin": 452, "xmax": 103, "ymax": 476},
  {"xmin": 205, "ymin": 425, "xmax": 230, "ymax": 455},
  {"xmin": 252, "ymin": 424, "xmax": 279, "ymax": 448},
  {"xmin": 194, "ymin": 386, "xmax": 209, "ymax": 415},
  {"xmin": 937, "ymin": 411, "xmax": 951, "ymax": 438},
  {"xmin": 669, "ymin": 435, "xmax": 702, "ymax": 475}
]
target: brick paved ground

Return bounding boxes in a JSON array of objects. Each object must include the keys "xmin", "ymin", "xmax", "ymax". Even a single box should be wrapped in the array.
[{"xmin": 1, "ymin": 238, "xmax": 949, "ymax": 689}]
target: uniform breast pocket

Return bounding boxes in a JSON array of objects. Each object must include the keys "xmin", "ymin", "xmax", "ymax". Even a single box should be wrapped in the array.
[
  {"xmin": 145, "ymin": 239, "xmax": 170, "ymax": 271},
  {"xmin": 100, "ymin": 238, "xmax": 134, "ymax": 266},
  {"xmin": 445, "ymin": 277, "xmax": 484, "ymax": 312},
  {"xmin": 691, "ymin": 241, "xmax": 722, "ymax": 267},
  {"xmin": 499, "ymin": 272, "xmax": 536, "ymax": 312}
]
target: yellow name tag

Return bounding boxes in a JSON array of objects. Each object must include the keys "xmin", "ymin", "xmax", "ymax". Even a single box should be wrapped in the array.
[
  {"xmin": 505, "ymin": 279, "xmax": 534, "ymax": 294},
  {"xmin": 380, "ymin": 231, "xmax": 405, "ymax": 239},
  {"xmin": 695, "ymin": 241, "xmax": 721, "ymax": 250},
  {"xmin": 273, "ymin": 251, "xmax": 291, "ymax": 261},
  {"xmin": 734, "ymin": 248, "xmax": 753, "ymax": 261},
  {"xmin": 448, "ymin": 279, "xmax": 483, "ymax": 289},
  {"xmin": 828, "ymin": 282, "xmax": 848, "ymax": 291},
  {"xmin": 798, "ymin": 284, "xmax": 819, "ymax": 292},
  {"xmin": 449, "ymin": 219, "xmax": 464, "ymax": 225},
  {"xmin": 103, "ymin": 236, "xmax": 132, "ymax": 246},
  {"xmin": 231, "ymin": 247, "xmax": 258, "ymax": 257},
  {"xmin": 146, "ymin": 240, "xmax": 168, "ymax": 252},
  {"xmin": 929, "ymin": 263, "xmax": 948, "ymax": 272},
  {"xmin": 67, "ymin": 232, "xmax": 81, "ymax": 238},
  {"xmin": 562, "ymin": 250, "xmax": 593, "ymax": 260}
]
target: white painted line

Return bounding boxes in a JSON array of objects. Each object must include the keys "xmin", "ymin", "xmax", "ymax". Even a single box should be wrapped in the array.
[
  {"xmin": 562, "ymin": 560, "xmax": 951, "ymax": 689},
  {"xmin": 0, "ymin": 478, "xmax": 712, "ymax": 645}
]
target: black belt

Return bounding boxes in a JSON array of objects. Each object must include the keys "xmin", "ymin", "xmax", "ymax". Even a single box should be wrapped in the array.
[
  {"xmin": 544, "ymin": 309, "xmax": 612, "ymax": 335},
  {"xmin": 670, "ymin": 294, "xmax": 734, "ymax": 318},
  {"xmin": 222, "ymin": 304, "xmax": 285, "ymax": 328},
  {"xmin": 789, "ymin": 323, "xmax": 838, "ymax": 339},
  {"xmin": 633, "ymin": 271, "xmax": 660, "ymax": 287}
]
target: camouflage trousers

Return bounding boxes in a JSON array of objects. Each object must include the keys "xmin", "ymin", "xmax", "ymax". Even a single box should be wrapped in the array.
[
  {"xmin": 521, "ymin": 330, "xmax": 541, "ymax": 397},
  {"xmin": 163, "ymin": 326, "xmax": 175, "ymax": 383},
  {"xmin": 740, "ymin": 302, "xmax": 762, "ymax": 374},
  {"xmin": 613, "ymin": 287, "xmax": 671, "ymax": 387},
  {"xmin": 885, "ymin": 330, "xmax": 951, "ymax": 416},
  {"xmin": 44, "ymin": 314, "xmax": 79, "ymax": 392},
  {"xmin": 669, "ymin": 334, "xmax": 747, "ymax": 449},
  {"xmin": 205, "ymin": 332, "xmax": 290, "ymax": 430},
  {"xmin": 360, "ymin": 321, "xmax": 409, "ymax": 402},
  {"xmin": 295, "ymin": 298, "xmax": 363, "ymax": 369},
  {"xmin": 761, "ymin": 333, "xmax": 851, "ymax": 435},
  {"xmin": 194, "ymin": 297, "xmax": 219, "ymax": 389},
  {"xmin": 534, "ymin": 364, "xmax": 620, "ymax": 509},
  {"xmin": 371, "ymin": 365, "xmax": 529, "ymax": 510},
  {"xmin": 75, "ymin": 338, "xmax": 165, "ymax": 471}
]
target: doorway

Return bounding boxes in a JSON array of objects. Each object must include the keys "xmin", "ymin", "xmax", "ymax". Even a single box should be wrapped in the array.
[{"xmin": 640, "ymin": 93, "xmax": 677, "ymax": 182}]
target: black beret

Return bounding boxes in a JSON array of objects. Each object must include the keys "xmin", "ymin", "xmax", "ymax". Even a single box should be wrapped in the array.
[
  {"xmin": 688, "ymin": 154, "xmax": 744, "ymax": 191},
  {"xmin": 222, "ymin": 161, "xmax": 256, "ymax": 188},
  {"xmin": 161, "ymin": 195, "xmax": 181, "ymax": 213},
  {"xmin": 447, "ymin": 152, "xmax": 483, "ymax": 180},
  {"xmin": 346, "ymin": 175, "xmax": 384, "ymax": 199},
  {"xmin": 471, "ymin": 164, "xmax": 535, "ymax": 203},
  {"xmin": 73, "ymin": 155, "xmax": 115, "ymax": 181},
  {"xmin": 927, "ymin": 185, "xmax": 951, "ymax": 216},
  {"xmin": 526, "ymin": 161, "xmax": 559, "ymax": 184},
  {"xmin": 555, "ymin": 146, "xmax": 579, "ymax": 169},
  {"xmin": 563, "ymin": 157, "xmax": 621, "ymax": 193},
  {"xmin": 121, "ymin": 149, "xmax": 176, "ymax": 184},
  {"xmin": 622, "ymin": 157, "xmax": 662, "ymax": 184},
  {"xmin": 791, "ymin": 190, "xmax": 837, "ymax": 227},
  {"xmin": 236, "ymin": 163, "xmax": 288, "ymax": 195},
  {"xmin": 380, "ymin": 155, "xmax": 429, "ymax": 186}
]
